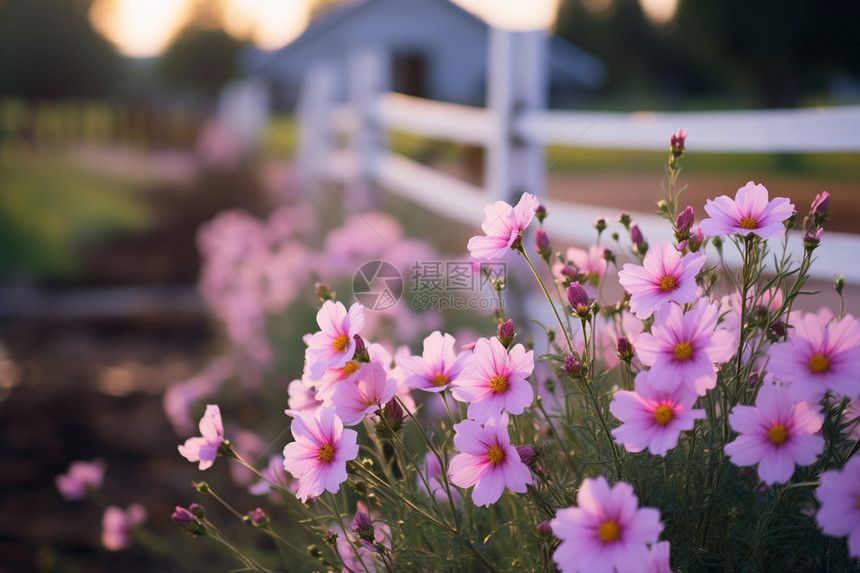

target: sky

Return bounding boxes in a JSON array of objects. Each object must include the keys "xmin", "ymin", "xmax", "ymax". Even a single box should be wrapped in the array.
[{"xmin": 89, "ymin": 0, "xmax": 678, "ymax": 58}]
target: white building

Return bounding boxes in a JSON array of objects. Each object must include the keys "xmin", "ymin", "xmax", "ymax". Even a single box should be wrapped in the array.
[{"xmin": 241, "ymin": 0, "xmax": 606, "ymax": 110}]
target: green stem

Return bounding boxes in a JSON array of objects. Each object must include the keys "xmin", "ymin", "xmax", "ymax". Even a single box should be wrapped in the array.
[{"xmin": 518, "ymin": 246, "xmax": 573, "ymax": 353}]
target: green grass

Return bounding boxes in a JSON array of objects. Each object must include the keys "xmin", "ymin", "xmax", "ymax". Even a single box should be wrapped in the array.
[{"xmin": 0, "ymin": 146, "xmax": 151, "ymax": 280}]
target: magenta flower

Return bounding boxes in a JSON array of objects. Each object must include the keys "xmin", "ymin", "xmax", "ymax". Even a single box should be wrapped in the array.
[
  {"xmin": 724, "ymin": 384, "xmax": 824, "ymax": 484},
  {"xmin": 550, "ymin": 476, "xmax": 664, "ymax": 573},
  {"xmin": 305, "ymin": 301, "xmax": 365, "ymax": 377},
  {"xmin": 635, "ymin": 301, "xmax": 735, "ymax": 395},
  {"xmin": 398, "ymin": 331, "xmax": 468, "ymax": 393},
  {"xmin": 699, "ymin": 181, "xmax": 794, "ymax": 240},
  {"xmin": 56, "ymin": 459, "xmax": 107, "ymax": 500},
  {"xmin": 282, "ymin": 406, "xmax": 359, "ymax": 502},
  {"xmin": 467, "ymin": 193, "xmax": 540, "ymax": 261},
  {"xmin": 618, "ymin": 241, "xmax": 706, "ymax": 319},
  {"xmin": 331, "ymin": 360, "xmax": 397, "ymax": 426},
  {"xmin": 178, "ymin": 404, "xmax": 224, "ymax": 470},
  {"xmin": 102, "ymin": 504, "xmax": 147, "ymax": 551},
  {"xmin": 448, "ymin": 414, "xmax": 532, "ymax": 507},
  {"xmin": 769, "ymin": 313, "xmax": 860, "ymax": 403},
  {"xmin": 451, "ymin": 338, "xmax": 534, "ymax": 423},
  {"xmin": 815, "ymin": 455, "xmax": 860, "ymax": 557},
  {"xmin": 610, "ymin": 370, "xmax": 705, "ymax": 456}
]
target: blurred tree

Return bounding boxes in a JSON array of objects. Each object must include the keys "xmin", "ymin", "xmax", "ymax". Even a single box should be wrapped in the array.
[
  {"xmin": 157, "ymin": 26, "xmax": 245, "ymax": 101},
  {"xmin": 556, "ymin": 0, "xmax": 860, "ymax": 108},
  {"xmin": 0, "ymin": 0, "xmax": 121, "ymax": 99}
]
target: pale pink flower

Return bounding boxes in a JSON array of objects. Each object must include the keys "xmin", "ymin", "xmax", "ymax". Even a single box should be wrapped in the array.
[
  {"xmin": 555, "ymin": 244, "xmax": 609, "ymax": 283},
  {"xmin": 635, "ymin": 301, "xmax": 735, "ymax": 395},
  {"xmin": 417, "ymin": 451, "xmax": 461, "ymax": 506},
  {"xmin": 285, "ymin": 378, "xmax": 324, "ymax": 417},
  {"xmin": 610, "ymin": 370, "xmax": 705, "ymax": 456},
  {"xmin": 332, "ymin": 360, "xmax": 397, "ymax": 426},
  {"xmin": 56, "ymin": 459, "xmax": 107, "ymax": 500},
  {"xmin": 282, "ymin": 406, "xmax": 359, "ymax": 502},
  {"xmin": 699, "ymin": 181, "xmax": 794, "ymax": 240},
  {"xmin": 769, "ymin": 313, "xmax": 860, "ymax": 403},
  {"xmin": 815, "ymin": 455, "xmax": 860, "ymax": 557},
  {"xmin": 448, "ymin": 414, "xmax": 532, "ymax": 506},
  {"xmin": 647, "ymin": 541, "xmax": 672, "ymax": 573},
  {"xmin": 371, "ymin": 343, "xmax": 417, "ymax": 413},
  {"xmin": 399, "ymin": 331, "xmax": 468, "ymax": 392},
  {"xmin": 102, "ymin": 504, "xmax": 147, "ymax": 551},
  {"xmin": 334, "ymin": 503, "xmax": 391, "ymax": 573},
  {"xmin": 550, "ymin": 476, "xmax": 664, "ymax": 573},
  {"xmin": 451, "ymin": 338, "xmax": 534, "ymax": 423},
  {"xmin": 249, "ymin": 454, "xmax": 291, "ymax": 496},
  {"xmin": 178, "ymin": 404, "xmax": 224, "ymax": 470},
  {"xmin": 305, "ymin": 301, "xmax": 365, "ymax": 377},
  {"xmin": 467, "ymin": 193, "xmax": 540, "ymax": 261},
  {"xmin": 618, "ymin": 241, "xmax": 706, "ymax": 319},
  {"xmin": 725, "ymin": 383, "xmax": 824, "ymax": 484}
]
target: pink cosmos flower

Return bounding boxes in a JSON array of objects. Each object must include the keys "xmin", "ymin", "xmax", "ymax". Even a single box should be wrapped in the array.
[
  {"xmin": 305, "ymin": 301, "xmax": 365, "ymax": 377},
  {"xmin": 769, "ymin": 313, "xmax": 860, "ymax": 403},
  {"xmin": 448, "ymin": 414, "xmax": 532, "ymax": 507},
  {"xmin": 550, "ymin": 476, "xmax": 664, "ymax": 573},
  {"xmin": 699, "ymin": 181, "xmax": 795, "ymax": 240},
  {"xmin": 451, "ymin": 338, "xmax": 534, "ymax": 423},
  {"xmin": 553, "ymin": 245, "xmax": 609, "ymax": 284},
  {"xmin": 724, "ymin": 384, "xmax": 824, "ymax": 484},
  {"xmin": 331, "ymin": 360, "xmax": 397, "ymax": 426},
  {"xmin": 610, "ymin": 370, "xmax": 705, "ymax": 456},
  {"xmin": 56, "ymin": 459, "xmax": 107, "ymax": 500},
  {"xmin": 618, "ymin": 241, "xmax": 706, "ymax": 319},
  {"xmin": 647, "ymin": 541, "xmax": 672, "ymax": 573},
  {"xmin": 102, "ymin": 504, "xmax": 147, "ymax": 551},
  {"xmin": 467, "ymin": 193, "xmax": 540, "ymax": 261},
  {"xmin": 285, "ymin": 378, "xmax": 324, "ymax": 417},
  {"xmin": 399, "ymin": 331, "xmax": 468, "ymax": 393},
  {"xmin": 815, "ymin": 455, "xmax": 860, "ymax": 558},
  {"xmin": 178, "ymin": 404, "xmax": 224, "ymax": 470},
  {"xmin": 635, "ymin": 301, "xmax": 735, "ymax": 396},
  {"xmin": 282, "ymin": 406, "xmax": 359, "ymax": 502}
]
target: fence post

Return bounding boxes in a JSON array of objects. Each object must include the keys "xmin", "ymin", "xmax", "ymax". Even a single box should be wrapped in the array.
[
  {"xmin": 486, "ymin": 28, "xmax": 547, "ymax": 204},
  {"xmin": 296, "ymin": 63, "xmax": 337, "ymax": 200},
  {"xmin": 348, "ymin": 47, "xmax": 390, "ymax": 210}
]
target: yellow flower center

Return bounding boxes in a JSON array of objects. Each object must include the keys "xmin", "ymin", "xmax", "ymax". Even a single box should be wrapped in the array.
[
  {"xmin": 658, "ymin": 275, "xmax": 676, "ymax": 292},
  {"xmin": 432, "ymin": 374, "xmax": 450, "ymax": 387},
  {"xmin": 768, "ymin": 424, "xmax": 788, "ymax": 446},
  {"xmin": 317, "ymin": 444, "xmax": 335, "ymax": 463},
  {"xmin": 598, "ymin": 520, "xmax": 621, "ymax": 543},
  {"xmin": 490, "ymin": 375, "xmax": 509, "ymax": 393},
  {"xmin": 332, "ymin": 334, "xmax": 350, "ymax": 352},
  {"xmin": 654, "ymin": 405, "xmax": 674, "ymax": 425},
  {"xmin": 739, "ymin": 216, "xmax": 758, "ymax": 230},
  {"xmin": 487, "ymin": 446, "xmax": 504, "ymax": 465},
  {"xmin": 673, "ymin": 341, "xmax": 693, "ymax": 361},
  {"xmin": 809, "ymin": 353, "xmax": 829, "ymax": 373},
  {"xmin": 342, "ymin": 361, "xmax": 359, "ymax": 376}
]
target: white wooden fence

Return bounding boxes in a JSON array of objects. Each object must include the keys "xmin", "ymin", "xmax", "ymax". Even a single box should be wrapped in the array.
[{"xmin": 297, "ymin": 28, "xmax": 860, "ymax": 284}]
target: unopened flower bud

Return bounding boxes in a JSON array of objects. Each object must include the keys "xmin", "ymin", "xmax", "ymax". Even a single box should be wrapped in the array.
[
  {"xmin": 324, "ymin": 530, "xmax": 339, "ymax": 544},
  {"xmin": 617, "ymin": 212, "xmax": 632, "ymax": 229},
  {"xmin": 516, "ymin": 445, "xmax": 537, "ymax": 465},
  {"xmin": 803, "ymin": 227, "xmax": 823, "ymax": 250},
  {"xmin": 352, "ymin": 512, "xmax": 375, "ymax": 542},
  {"xmin": 602, "ymin": 249, "xmax": 616, "ymax": 265},
  {"xmin": 382, "ymin": 399, "xmax": 404, "ymax": 427},
  {"xmin": 248, "ymin": 507, "xmax": 268, "ymax": 526},
  {"xmin": 534, "ymin": 228, "xmax": 550, "ymax": 259},
  {"xmin": 687, "ymin": 227, "xmax": 704, "ymax": 253},
  {"xmin": 747, "ymin": 372, "xmax": 760, "ymax": 387},
  {"xmin": 535, "ymin": 204, "xmax": 547, "ymax": 223},
  {"xmin": 616, "ymin": 336, "xmax": 635, "ymax": 363},
  {"xmin": 314, "ymin": 282, "xmax": 334, "ymax": 301},
  {"xmin": 353, "ymin": 335, "xmax": 367, "ymax": 358},
  {"xmin": 770, "ymin": 321, "xmax": 788, "ymax": 338},
  {"xmin": 563, "ymin": 353, "xmax": 580, "ymax": 376},
  {"xmin": 536, "ymin": 520, "xmax": 553, "ymax": 538},
  {"xmin": 566, "ymin": 282, "xmax": 590, "ymax": 316},
  {"xmin": 594, "ymin": 217, "xmax": 607, "ymax": 234},
  {"xmin": 497, "ymin": 319, "xmax": 515, "ymax": 348},
  {"xmin": 559, "ymin": 265, "xmax": 577, "ymax": 283},
  {"xmin": 188, "ymin": 503, "xmax": 204, "ymax": 518},
  {"xmin": 172, "ymin": 506, "xmax": 195, "ymax": 526},
  {"xmin": 676, "ymin": 206, "xmax": 694, "ymax": 235},
  {"xmin": 836, "ymin": 275, "xmax": 845, "ymax": 296},
  {"xmin": 670, "ymin": 128, "xmax": 687, "ymax": 154},
  {"xmin": 630, "ymin": 223, "xmax": 647, "ymax": 254},
  {"xmin": 811, "ymin": 191, "xmax": 830, "ymax": 218}
]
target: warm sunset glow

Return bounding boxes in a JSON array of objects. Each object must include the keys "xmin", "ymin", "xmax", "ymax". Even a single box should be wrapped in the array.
[
  {"xmin": 90, "ymin": 0, "xmax": 191, "ymax": 57},
  {"xmin": 452, "ymin": 0, "xmax": 560, "ymax": 30},
  {"xmin": 221, "ymin": 0, "xmax": 313, "ymax": 50},
  {"xmin": 639, "ymin": 0, "xmax": 679, "ymax": 24}
]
